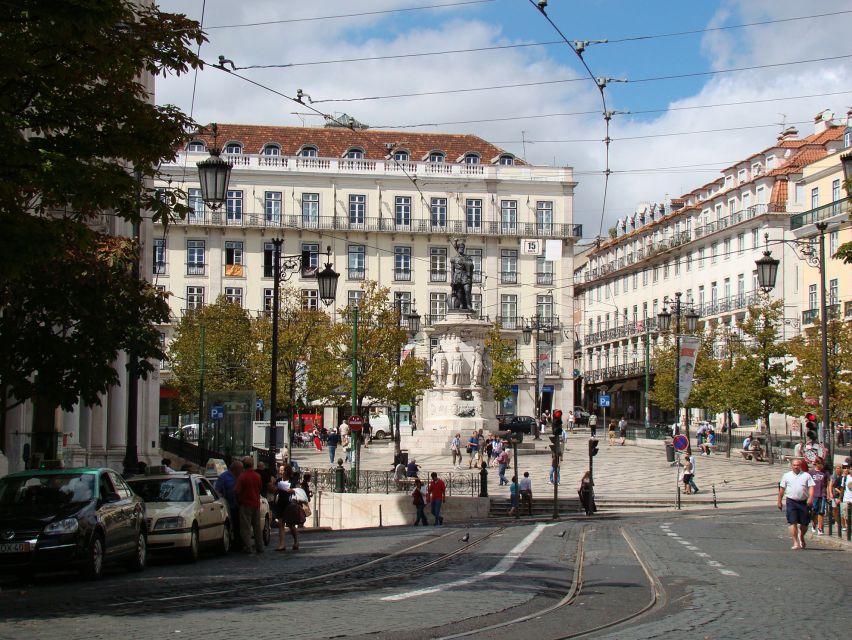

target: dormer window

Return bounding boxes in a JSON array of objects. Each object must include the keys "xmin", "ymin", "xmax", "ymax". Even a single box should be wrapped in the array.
[
  {"xmin": 344, "ymin": 148, "xmax": 365, "ymax": 159},
  {"xmin": 498, "ymin": 154, "xmax": 515, "ymax": 165},
  {"xmin": 765, "ymin": 155, "xmax": 776, "ymax": 169},
  {"xmin": 262, "ymin": 144, "xmax": 280, "ymax": 156},
  {"xmin": 427, "ymin": 151, "xmax": 445, "ymax": 163},
  {"xmin": 224, "ymin": 142, "xmax": 243, "ymax": 155},
  {"xmin": 300, "ymin": 145, "xmax": 318, "ymax": 157},
  {"xmin": 393, "ymin": 149, "xmax": 409, "ymax": 162},
  {"xmin": 463, "ymin": 153, "xmax": 480, "ymax": 165},
  {"xmin": 187, "ymin": 140, "xmax": 206, "ymax": 152}
]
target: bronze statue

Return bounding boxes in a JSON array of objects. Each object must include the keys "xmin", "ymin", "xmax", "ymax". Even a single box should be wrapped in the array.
[{"xmin": 450, "ymin": 240, "xmax": 474, "ymax": 310}]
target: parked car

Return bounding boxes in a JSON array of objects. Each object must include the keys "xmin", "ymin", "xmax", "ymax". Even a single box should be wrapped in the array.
[
  {"xmin": 573, "ymin": 407, "xmax": 591, "ymax": 424},
  {"xmin": 369, "ymin": 414, "xmax": 391, "ymax": 439},
  {"xmin": 498, "ymin": 415, "xmax": 537, "ymax": 435},
  {"xmin": 0, "ymin": 468, "xmax": 146, "ymax": 579},
  {"xmin": 127, "ymin": 473, "xmax": 231, "ymax": 562},
  {"xmin": 171, "ymin": 424, "xmax": 199, "ymax": 441}
]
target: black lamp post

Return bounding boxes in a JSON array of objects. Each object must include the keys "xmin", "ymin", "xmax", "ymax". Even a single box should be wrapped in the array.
[
  {"xmin": 523, "ymin": 315, "xmax": 554, "ymax": 436},
  {"xmin": 657, "ymin": 292, "xmax": 698, "ymax": 440},
  {"xmin": 393, "ymin": 299, "xmax": 421, "ymax": 458},
  {"xmin": 196, "ymin": 123, "xmax": 232, "ymax": 211},
  {"xmin": 268, "ymin": 247, "xmax": 339, "ymax": 461}
]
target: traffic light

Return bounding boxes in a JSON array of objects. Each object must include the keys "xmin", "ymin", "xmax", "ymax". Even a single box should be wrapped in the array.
[
  {"xmin": 589, "ymin": 438, "xmax": 599, "ymax": 457},
  {"xmin": 804, "ymin": 413, "xmax": 818, "ymax": 442},
  {"xmin": 552, "ymin": 409, "xmax": 563, "ymax": 435},
  {"xmin": 549, "ymin": 433, "xmax": 562, "ymax": 455}
]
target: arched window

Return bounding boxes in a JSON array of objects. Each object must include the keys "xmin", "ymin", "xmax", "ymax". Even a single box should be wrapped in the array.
[
  {"xmin": 344, "ymin": 148, "xmax": 365, "ymax": 159},
  {"xmin": 224, "ymin": 142, "xmax": 243, "ymax": 155},
  {"xmin": 428, "ymin": 151, "xmax": 445, "ymax": 163},
  {"xmin": 262, "ymin": 144, "xmax": 280, "ymax": 156},
  {"xmin": 299, "ymin": 145, "xmax": 318, "ymax": 157},
  {"xmin": 463, "ymin": 153, "xmax": 480, "ymax": 165},
  {"xmin": 498, "ymin": 154, "xmax": 515, "ymax": 166},
  {"xmin": 393, "ymin": 149, "xmax": 410, "ymax": 162},
  {"xmin": 186, "ymin": 140, "xmax": 206, "ymax": 152}
]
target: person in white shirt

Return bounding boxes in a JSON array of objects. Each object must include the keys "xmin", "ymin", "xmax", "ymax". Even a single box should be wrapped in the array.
[
  {"xmin": 777, "ymin": 458, "xmax": 815, "ymax": 550},
  {"xmin": 519, "ymin": 472, "xmax": 533, "ymax": 516},
  {"xmin": 450, "ymin": 434, "xmax": 462, "ymax": 469}
]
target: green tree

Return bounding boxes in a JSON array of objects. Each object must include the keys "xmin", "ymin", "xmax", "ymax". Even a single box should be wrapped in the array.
[
  {"xmin": 167, "ymin": 297, "xmax": 255, "ymax": 414},
  {"xmin": 648, "ymin": 336, "xmax": 677, "ymax": 412},
  {"xmin": 0, "ymin": 0, "xmax": 204, "ymax": 449},
  {"xmin": 250, "ymin": 289, "xmax": 349, "ymax": 414},
  {"xmin": 728, "ymin": 299, "xmax": 791, "ymax": 451},
  {"xmin": 788, "ymin": 319, "xmax": 852, "ymax": 423},
  {"xmin": 484, "ymin": 322, "xmax": 524, "ymax": 405}
]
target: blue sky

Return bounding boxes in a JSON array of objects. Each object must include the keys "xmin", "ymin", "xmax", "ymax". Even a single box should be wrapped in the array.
[{"xmin": 158, "ymin": 0, "xmax": 852, "ymax": 233}]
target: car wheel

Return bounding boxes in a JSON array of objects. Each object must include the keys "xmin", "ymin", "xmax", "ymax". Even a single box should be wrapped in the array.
[
  {"xmin": 184, "ymin": 524, "xmax": 199, "ymax": 563},
  {"xmin": 218, "ymin": 521, "xmax": 231, "ymax": 555},
  {"xmin": 81, "ymin": 532, "xmax": 105, "ymax": 580},
  {"xmin": 262, "ymin": 514, "xmax": 271, "ymax": 546},
  {"xmin": 374, "ymin": 430, "xmax": 386, "ymax": 439},
  {"xmin": 126, "ymin": 530, "xmax": 146, "ymax": 572}
]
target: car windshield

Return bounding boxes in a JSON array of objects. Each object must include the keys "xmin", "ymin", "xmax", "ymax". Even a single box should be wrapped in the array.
[
  {"xmin": 128, "ymin": 478, "xmax": 193, "ymax": 503},
  {"xmin": 0, "ymin": 473, "xmax": 95, "ymax": 506}
]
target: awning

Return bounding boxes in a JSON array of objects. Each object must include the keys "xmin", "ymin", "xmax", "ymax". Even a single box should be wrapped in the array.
[
  {"xmin": 608, "ymin": 382, "xmax": 624, "ymax": 394},
  {"xmin": 621, "ymin": 379, "xmax": 641, "ymax": 392}
]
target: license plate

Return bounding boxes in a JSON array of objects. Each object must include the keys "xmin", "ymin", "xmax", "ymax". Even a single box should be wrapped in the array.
[{"xmin": 0, "ymin": 542, "xmax": 31, "ymax": 553}]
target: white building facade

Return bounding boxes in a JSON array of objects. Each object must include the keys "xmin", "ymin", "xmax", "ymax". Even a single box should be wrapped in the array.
[
  {"xmin": 574, "ymin": 116, "xmax": 846, "ymax": 429},
  {"xmin": 154, "ymin": 124, "xmax": 581, "ymax": 425}
]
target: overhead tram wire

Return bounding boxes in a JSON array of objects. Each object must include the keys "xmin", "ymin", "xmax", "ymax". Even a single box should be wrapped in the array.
[
  {"xmin": 205, "ymin": 0, "xmax": 496, "ymax": 29},
  {"xmin": 526, "ymin": 0, "xmax": 611, "ymax": 240}
]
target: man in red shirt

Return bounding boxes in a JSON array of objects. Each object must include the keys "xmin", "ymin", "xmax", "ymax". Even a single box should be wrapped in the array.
[
  {"xmin": 235, "ymin": 456, "xmax": 264, "ymax": 553},
  {"xmin": 428, "ymin": 472, "xmax": 447, "ymax": 525}
]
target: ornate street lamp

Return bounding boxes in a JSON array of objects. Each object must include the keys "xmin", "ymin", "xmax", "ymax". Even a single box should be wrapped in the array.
[
  {"xmin": 685, "ymin": 308, "xmax": 699, "ymax": 333},
  {"xmin": 755, "ymin": 248, "xmax": 781, "ymax": 293},
  {"xmin": 522, "ymin": 324, "xmax": 533, "ymax": 345},
  {"xmin": 316, "ymin": 247, "xmax": 340, "ymax": 305},
  {"xmin": 195, "ymin": 123, "xmax": 232, "ymax": 210},
  {"xmin": 657, "ymin": 307, "xmax": 672, "ymax": 332}
]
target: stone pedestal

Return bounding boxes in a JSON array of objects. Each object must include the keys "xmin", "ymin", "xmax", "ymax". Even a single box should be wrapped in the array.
[{"xmin": 402, "ymin": 310, "xmax": 497, "ymax": 454}]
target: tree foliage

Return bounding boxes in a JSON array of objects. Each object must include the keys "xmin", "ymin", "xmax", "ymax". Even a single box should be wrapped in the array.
[
  {"xmin": 166, "ymin": 297, "xmax": 255, "ymax": 414},
  {"xmin": 485, "ymin": 322, "xmax": 524, "ymax": 404},
  {"xmin": 787, "ymin": 319, "xmax": 852, "ymax": 422},
  {"xmin": 649, "ymin": 335, "xmax": 677, "ymax": 412},
  {"xmin": 0, "ymin": 0, "xmax": 205, "ymax": 447}
]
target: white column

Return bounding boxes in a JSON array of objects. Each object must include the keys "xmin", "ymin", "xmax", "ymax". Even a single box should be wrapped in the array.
[
  {"xmin": 62, "ymin": 404, "xmax": 79, "ymax": 445},
  {"xmin": 107, "ymin": 352, "xmax": 128, "ymax": 449},
  {"xmin": 77, "ymin": 405, "xmax": 92, "ymax": 450},
  {"xmin": 90, "ymin": 398, "xmax": 107, "ymax": 451}
]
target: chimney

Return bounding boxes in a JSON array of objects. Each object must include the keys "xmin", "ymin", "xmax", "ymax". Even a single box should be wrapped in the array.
[
  {"xmin": 669, "ymin": 198, "xmax": 685, "ymax": 211},
  {"xmin": 777, "ymin": 126, "xmax": 799, "ymax": 142},
  {"xmin": 813, "ymin": 110, "xmax": 834, "ymax": 135}
]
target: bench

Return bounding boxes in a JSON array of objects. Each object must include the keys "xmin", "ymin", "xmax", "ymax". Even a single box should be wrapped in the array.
[{"xmin": 740, "ymin": 449, "xmax": 765, "ymax": 462}]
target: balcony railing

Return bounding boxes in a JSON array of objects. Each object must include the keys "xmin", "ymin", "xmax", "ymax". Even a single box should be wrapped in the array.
[
  {"xmin": 536, "ymin": 272, "xmax": 554, "ymax": 285},
  {"xmin": 394, "ymin": 269, "xmax": 412, "ymax": 281},
  {"xmin": 790, "ymin": 198, "xmax": 851, "ymax": 230},
  {"xmin": 347, "ymin": 268, "xmax": 366, "ymax": 281},
  {"xmin": 583, "ymin": 361, "xmax": 653, "ymax": 383},
  {"xmin": 186, "ymin": 263, "xmax": 206, "ymax": 276},
  {"xmin": 430, "ymin": 270, "xmax": 447, "ymax": 282},
  {"xmin": 167, "ymin": 210, "xmax": 582, "ymax": 239},
  {"xmin": 500, "ymin": 271, "xmax": 518, "ymax": 284},
  {"xmin": 802, "ymin": 304, "xmax": 841, "ymax": 325}
]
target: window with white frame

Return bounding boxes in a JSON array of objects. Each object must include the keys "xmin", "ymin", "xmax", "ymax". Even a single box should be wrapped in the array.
[
  {"xmin": 394, "ymin": 246, "xmax": 411, "ymax": 280},
  {"xmin": 711, "ymin": 242, "xmax": 718, "ymax": 263},
  {"xmin": 300, "ymin": 146, "xmax": 318, "ymax": 157},
  {"xmin": 302, "ymin": 242, "xmax": 319, "ymax": 277},
  {"xmin": 624, "ymin": 273, "xmax": 630, "ymax": 292},
  {"xmin": 225, "ymin": 240, "xmax": 244, "ymax": 276},
  {"xmin": 536, "ymin": 201, "xmax": 553, "ymax": 233},
  {"xmin": 663, "ymin": 260, "xmax": 669, "ymax": 279},
  {"xmin": 632, "ymin": 271, "xmax": 638, "ymax": 288},
  {"xmin": 469, "ymin": 248, "xmax": 483, "ymax": 283},
  {"xmin": 830, "ymin": 278, "xmax": 838, "ymax": 305},
  {"xmin": 187, "ymin": 140, "xmax": 205, "ymax": 152},
  {"xmin": 470, "ymin": 293, "xmax": 482, "ymax": 313},
  {"xmin": 766, "ymin": 155, "xmax": 776, "ymax": 169},
  {"xmin": 345, "ymin": 148, "xmax": 364, "ymax": 159},
  {"xmin": 737, "ymin": 168, "xmax": 747, "ymax": 183},
  {"xmin": 301, "ymin": 289, "xmax": 318, "ymax": 310},
  {"xmin": 430, "ymin": 292, "xmax": 447, "ymax": 320},
  {"xmin": 263, "ymin": 288, "xmax": 273, "ymax": 312},
  {"xmin": 652, "ymin": 265, "xmax": 659, "ymax": 283},
  {"xmin": 224, "ymin": 142, "xmax": 242, "ymax": 155},
  {"xmin": 501, "ymin": 200, "xmax": 517, "ymax": 232},
  {"xmin": 501, "ymin": 249, "xmax": 518, "ymax": 284},
  {"xmin": 393, "ymin": 291, "xmax": 412, "ymax": 318},
  {"xmin": 393, "ymin": 149, "xmax": 409, "ymax": 162},
  {"xmin": 830, "ymin": 231, "xmax": 839, "ymax": 256},
  {"xmin": 742, "ymin": 191, "xmax": 751, "ymax": 210},
  {"xmin": 153, "ymin": 238, "xmax": 166, "ymax": 274},
  {"xmin": 302, "ymin": 193, "xmax": 319, "ymax": 226},
  {"xmin": 430, "ymin": 247, "xmax": 447, "ymax": 281},
  {"xmin": 348, "ymin": 289, "xmax": 364, "ymax": 308},
  {"xmin": 752, "ymin": 229, "xmax": 759, "ymax": 249},
  {"xmin": 188, "ymin": 188, "xmax": 204, "ymax": 220},
  {"xmin": 348, "ymin": 194, "xmax": 366, "ymax": 225},
  {"xmin": 348, "ymin": 245, "xmax": 365, "ymax": 280},
  {"xmin": 711, "ymin": 281, "xmax": 718, "ymax": 304},
  {"xmin": 811, "ymin": 187, "xmax": 819, "ymax": 209},
  {"xmin": 466, "ymin": 199, "xmax": 482, "ymax": 230},
  {"xmin": 463, "ymin": 153, "xmax": 480, "ymax": 164},
  {"xmin": 262, "ymin": 144, "xmax": 280, "ymax": 156},
  {"xmin": 186, "ymin": 240, "xmax": 205, "ymax": 275},
  {"xmin": 833, "ymin": 179, "xmax": 841, "ymax": 203},
  {"xmin": 809, "ymin": 284, "xmax": 817, "ymax": 310},
  {"xmin": 186, "ymin": 286, "xmax": 204, "ymax": 309},
  {"xmin": 698, "ymin": 285, "xmax": 705, "ymax": 309},
  {"xmin": 498, "ymin": 154, "xmax": 514, "ymax": 165},
  {"xmin": 613, "ymin": 275, "xmax": 620, "ymax": 295},
  {"xmin": 265, "ymin": 191, "xmax": 282, "ymax": 224},
  {"xmin": 537, "ymin": 293, "xmax": 553, "ymax": 322},
  {"xmin": 738, "ymin": 233, "xmax": 745, "ymax": 254},
  {"xmin": 263, "ymin": 242, "xmax": 275, "ymax": 278},
  {"xmin": 428, "ymin": 151, "xmax": 445, "ymax": 163},
  {"xmin": 226, "ymin": 190, "xmax": 243, "ymax": 223},
  {"xmin": 395, "ymin": 196, "xmax": 411, "ymax": 227},
  {"xmin": 431, "ymin": 197, "xmax": 447, "ymax": 228},
  {"xmin": 756, "ymin": 186, "xmax": 766, "ymax": 206},
  {"xmin": 500, "ymin": 294, "xmax": 518, "ymax": 325},
  {"xmin": 642, "ymin": 269, "xmax": 648, "ymax": 286},
  {"xmin": 752, "ymin": 270, "xmax": 758, "ymax": 292},
  {"xmin": 674, "ymin": 258, "xmax": 680, "ymax": 276},
  {"xmin": 737, "ymin": 273, "xmax": 745, "ymax": 300},
  {"xmin": 698, "ymin": 247, "xmax": 705, "ymax": 268}
]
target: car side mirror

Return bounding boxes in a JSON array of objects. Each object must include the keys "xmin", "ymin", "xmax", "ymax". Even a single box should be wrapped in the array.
[{"xmin": 199, "ymin": 494, "xmax": 215, "ymax": 505}]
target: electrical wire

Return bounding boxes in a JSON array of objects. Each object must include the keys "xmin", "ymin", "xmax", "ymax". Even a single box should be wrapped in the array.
[{"xmin": 205, "ymin": 0, "xmax": 495, "ymax": 29}]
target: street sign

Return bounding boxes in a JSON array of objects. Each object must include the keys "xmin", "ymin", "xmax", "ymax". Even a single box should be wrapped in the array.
[
  {"xmin": 256, "ymin": 399, "xmax": 264, "ymax": 411},
  {"xmin": 348, "ymin": 415, "xmax": 364, "ymax": 432},
  {"xmin": 210, "ymin": 405, "xmax": 224, "ymax": 420},
  {"xmin": 672, "ymin": 434, "xmax": 689, "ymax": 451},
  {"xmin": 804, "ymin": 448, "xmax": 818, "ymax": 463},
  {"xmin": 599, "ymin": 394, "xmax": 611, "ymax": 408}
]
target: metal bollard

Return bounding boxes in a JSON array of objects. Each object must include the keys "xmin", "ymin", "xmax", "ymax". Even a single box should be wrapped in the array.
[
  {"xmin": 334, "ymin": 459, "xmax": 345, "ymax": 493},
  {"xmin": 676, "ymin": 483, "xmax": 681, "ymax": 510},
  {"xmin": 712, "ymin": 484, "xmax": 718, "ymax": 508},
  {"xmin": 847, "ymin": 504, "xmax": 851, "ymax": 542},
  {"xmin": 379, "ymin": 504, "xmax": 383, "ymax": 528}
]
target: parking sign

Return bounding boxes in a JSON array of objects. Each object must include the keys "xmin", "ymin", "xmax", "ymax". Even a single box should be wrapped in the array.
[
  {"xmin": 599, "ymin": 394, "xmax": 611, "ymax": 408},
  {"xmin": 210, "ymin": 405, "xmax": 224, "ymax": 420}
]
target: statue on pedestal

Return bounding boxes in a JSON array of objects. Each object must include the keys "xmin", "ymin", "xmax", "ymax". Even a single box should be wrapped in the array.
[
  {"xmin": 449, "ymin": 345, "xmax": 464, "ymax": 386},
  {"xmin": 450, "ymin": 240, "xmax": 474, "ymax": 310},
  {"xmin": 431, "ymin": 346, "xmax": 447, "ymax": 387},
  {"xmin": 471, "ymin": 345, "xmax": 484, "ymax": 386}
]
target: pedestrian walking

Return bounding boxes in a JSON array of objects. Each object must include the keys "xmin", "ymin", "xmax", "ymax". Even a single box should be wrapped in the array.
[
  {"xmin": 467, "ymin": 431, "xmax": 479, "ymax": 469},
  {"xmin": 578, "ymin": 471, "xmax": 596, "ymax": 515},
  {"xmin": 312, "ymin": 428, "xmax": 323, "ymax": 452},
  {"xmin": 567, "ymin": 410, "xmax": 575, "ymax": 434},
  {"xmin": 808, "ymin": 459, "xmax": 830, "ymax": 535},
  {"xmin": 618, "ymin": 416, "xmax": 628, "ymax": 446},
  {"xmin": 777, "ymin": 458, "xmax": 815, "ymax": 550},
  {"xmin": 450, "ymin": 433, "xmax": 462, "ymax": 468},
  {"xmin": 686, "ymin": 448, "xmax": 699, "ymax": 494},
  {"xmin": 497, "ymin": 448, "xmax": 510, "ymax": 485},
  {"xmin": 829, "ymin": 461, "xmax": 848, "ymax": 529},
  {"xmin": 215, "ymin": 459, "xmax": 243, "ymax": 550},
  {"xmin": 608, "ymin": 420, "xmax": 617, "ymax": 446},
  {"xmin": 549, "ymin": 453, "xmax": 561, "ymax": 485},
  {"xmin": 235, "ymin": 456, "xmax": 264, "ymax": 554},
  {"xmin": 326, "ymin": 429, "xmax": 340, "ymax": 464},
  {"xmin": 519, "ymin": 472, "xmax": 533, "ymax": 516},
  {"xmin": 589, "ymin": 413, "xmax": 598, "ymax": 437},
  {"xmin": 508, "ymin": 475, "xmax": 520, "ymax": 517},
  {"xmin": 681, "ymin": 456, "xmax": 694, "ymax": 494},
  {"xmin": 412, "ymin": 478, "xmax": 429, "ymax": 525},
  {"xmin": 428, "ymin": 472, "xmax": 446, "ymax": 525},
  {"xmin": 273, "ymin": 468, "xmax": 303, "ymax": 551}
]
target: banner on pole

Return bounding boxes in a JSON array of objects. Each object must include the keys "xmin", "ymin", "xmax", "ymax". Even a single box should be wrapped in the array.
[{"xmin": 678, "ymin": 336, "xmax": 700, "ymax": 404}]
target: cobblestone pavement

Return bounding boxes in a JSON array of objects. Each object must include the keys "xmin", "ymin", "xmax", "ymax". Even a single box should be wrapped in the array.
[
  {"xmin": 1, "ymin": 507, "xmax": 848, "ymax": 639},
  {"xmin": 294, "ymin": 430, "xmax": 783, "ymax": 507}
]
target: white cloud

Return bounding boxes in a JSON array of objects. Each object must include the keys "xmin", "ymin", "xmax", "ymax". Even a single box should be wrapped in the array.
[{"xmin": 156, "ymin": 0, "xmax": 852, "ymax": 237}]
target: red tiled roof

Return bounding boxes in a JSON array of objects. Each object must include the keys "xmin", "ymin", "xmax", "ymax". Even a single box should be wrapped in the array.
[
  {"xmin": 770, "ymin": 177, "xmax": 788, "ymax": 208},
  {"xmin": 192, "ymin": 123, "xmax": 524, "ymax": 164}
]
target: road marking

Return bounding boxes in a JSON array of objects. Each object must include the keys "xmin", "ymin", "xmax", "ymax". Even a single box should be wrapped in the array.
[
  {"xmin": 659, "ymin": 525, "xmax": 738, "ymax": 578},
  {"xmin": 685, "ymin": 545, "xmax": 699, "ymax": 551},
  {"xmin": 381, "ymin": 523, "xmax": 553, "ymax": 601}
]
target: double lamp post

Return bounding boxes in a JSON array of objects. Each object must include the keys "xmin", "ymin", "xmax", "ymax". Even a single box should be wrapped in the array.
[{"xmin": 656, "ymin": 292, "xmax": 699, "ymax": 436}]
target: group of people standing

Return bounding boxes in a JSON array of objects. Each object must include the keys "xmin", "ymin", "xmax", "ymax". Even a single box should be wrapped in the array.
[{"xmin": 412, "ymin": 472, "xmax": 447, "ymax": 526}]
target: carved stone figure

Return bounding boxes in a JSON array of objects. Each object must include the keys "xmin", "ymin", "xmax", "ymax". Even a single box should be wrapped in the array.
[
  {"xmin": 450, "ymin": 240, "xmax": 474, "ymax": 310},
  {"xmin": 449, "ymin": 345, "xmax": 464, "ymax": 386},
  {"xmin": 471, "ymin": 345, "xmax": 484, "ymax": 386},
  {"xmin": 431, "ymin": 347, "xmax": 447, "ymax": 387}
]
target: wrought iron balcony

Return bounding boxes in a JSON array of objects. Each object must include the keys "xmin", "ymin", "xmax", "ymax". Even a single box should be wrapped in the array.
[{"xmin": 790, "ymin": 198, "xmax": 851, "ymax": 230}]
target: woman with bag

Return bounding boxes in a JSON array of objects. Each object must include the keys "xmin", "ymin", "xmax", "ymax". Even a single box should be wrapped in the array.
[
  {"xmin": 275, "ymin": 470, "xmax": 306, "ymax": 551},
  {"xmin": 412, "ymin": 477, "xmax": 429, "ymax": 525}
]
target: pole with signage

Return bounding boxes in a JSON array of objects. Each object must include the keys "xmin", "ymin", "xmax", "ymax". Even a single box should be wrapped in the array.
[{"xmin": 350, "ymin": 306, "xmax": 360, "ymax": 490}]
